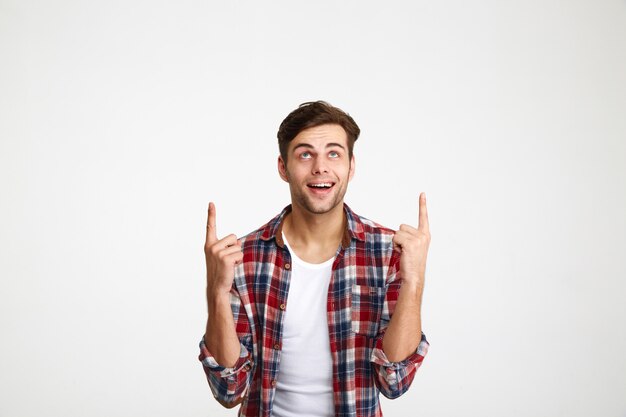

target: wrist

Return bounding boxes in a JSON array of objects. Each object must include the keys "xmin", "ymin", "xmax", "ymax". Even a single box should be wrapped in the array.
[
  {"xmin": 400, "ymin": 277, "xmax": 424, "ymax": 294},
  {"xmin": 206, "ymin": 285, "xmax": 231, "ymax": 308}
]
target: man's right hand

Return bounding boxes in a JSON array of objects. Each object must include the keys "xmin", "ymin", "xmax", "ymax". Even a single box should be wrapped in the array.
[
  {"xmin": 205, "ymin": 202, "xmax": 243, "ymax": 296},
  {"xmin": 203, "ymin": 202, "xmax": 243, "ymax": 368}
]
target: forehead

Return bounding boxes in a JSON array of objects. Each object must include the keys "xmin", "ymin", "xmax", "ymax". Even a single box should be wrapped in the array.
[{"xmin": 289, "ymin": 124, "xmax": 348, "ymax": 150}]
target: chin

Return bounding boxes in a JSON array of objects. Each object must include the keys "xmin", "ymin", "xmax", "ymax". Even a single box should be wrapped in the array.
[
  {"xmin": 290, "ymin": 184, "xmax": 347, "ymax": 215},
  {"xmin": 303, "ymin": 198, "xmax": 343, "ymax": 215}
]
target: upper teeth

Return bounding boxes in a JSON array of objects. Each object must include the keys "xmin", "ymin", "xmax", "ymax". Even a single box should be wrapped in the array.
[{"xmin": 311, "ymin": 183, "xmax": 332, "ymax": 188}]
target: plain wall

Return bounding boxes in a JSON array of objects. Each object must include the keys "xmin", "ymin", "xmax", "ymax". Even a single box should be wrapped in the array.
[{"xmin": 1, "ymin": 1, "xmax": 625, "ymax": 416}]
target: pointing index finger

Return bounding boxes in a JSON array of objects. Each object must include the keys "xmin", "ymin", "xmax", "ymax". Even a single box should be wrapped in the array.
[
  {"xmin": 418, "ymin": 192, "xmax": 429, "ymax": 232},
  {"xmin": 206, "ymin": 202, "xmax": 218, "ymax": 244}
]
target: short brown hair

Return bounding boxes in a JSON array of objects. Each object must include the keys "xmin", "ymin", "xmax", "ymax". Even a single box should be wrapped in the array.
[{"xmin": 277, "ymin": 101, "xmax": 360, "ymax": 161}]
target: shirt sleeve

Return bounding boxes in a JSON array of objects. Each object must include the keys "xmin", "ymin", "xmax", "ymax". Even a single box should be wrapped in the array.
[
  {"xmin": 370, "ymin": 253, "xmax": 429, "ymax": 399},
  {"xmin": 198, "ymin": 286, "xmax": 254, "ymax": 409}
]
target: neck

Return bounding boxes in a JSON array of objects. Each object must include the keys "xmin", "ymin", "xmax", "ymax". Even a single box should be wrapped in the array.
[{"xmin": 283, "ymin": 202, "xmax": 345, "ymax": 249}]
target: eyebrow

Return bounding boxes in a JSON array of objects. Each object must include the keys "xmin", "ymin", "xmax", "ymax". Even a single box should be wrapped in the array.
[{"xmin": 292, "ymin": 142, "xmax": 346, "ymax": 152}]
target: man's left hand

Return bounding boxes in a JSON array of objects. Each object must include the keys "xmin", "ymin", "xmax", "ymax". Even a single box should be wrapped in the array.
[{"xmin": 392, "ymin": 192, "xmax": 431, "ymax": 287}]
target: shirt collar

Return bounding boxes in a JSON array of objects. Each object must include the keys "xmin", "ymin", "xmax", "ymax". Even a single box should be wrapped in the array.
[{"xmin": 259, "ymin": 203, "xmax": 366, "ymax": 249}]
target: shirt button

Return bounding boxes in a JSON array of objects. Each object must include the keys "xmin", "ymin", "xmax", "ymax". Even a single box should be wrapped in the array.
[
  {"xmin": 274, "ymin": 343, "xmax": 280, "ymax": 350},
  {"xmin": 243, "ymin": 364, "xmax": 251, "ymax": 372},
  {"xmin": 284, "ymin": 263, "xmax": 291, "ymax": 270},
  {"xmin": 279, "ymin": 303, "xmax": 286, "ymax": 310},
  {"xmin": 271, "ymin": 380, "xmax": 277, "ymax": 387}
]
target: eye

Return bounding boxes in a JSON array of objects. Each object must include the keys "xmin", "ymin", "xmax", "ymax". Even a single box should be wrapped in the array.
[
  {"xmin": 329, "ymin": 151, "xmax": 340, "ymax": 158},
  {"xmin": 300, "ymin": 151, "xmax": 312, "ymax": 159}
]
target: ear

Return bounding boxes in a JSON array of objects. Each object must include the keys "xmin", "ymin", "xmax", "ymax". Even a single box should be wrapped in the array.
[
  {"xmin": 278, "ymin": 155, "xmax": 289, "ymax": 182},
  {"xmin": 348, "ymin": 154, "xmax": 356, "ymax": 182}
]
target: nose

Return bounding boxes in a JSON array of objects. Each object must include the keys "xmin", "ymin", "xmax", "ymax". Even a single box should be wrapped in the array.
[{"xmin": 312, "ymin": 157, "xmax": 329, "ymax": 175}]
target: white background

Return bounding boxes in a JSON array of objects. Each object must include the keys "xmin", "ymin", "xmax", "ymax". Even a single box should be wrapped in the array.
[{"xmin": 1, "ymin": 1, "xmax": 625, "ymax": 416}]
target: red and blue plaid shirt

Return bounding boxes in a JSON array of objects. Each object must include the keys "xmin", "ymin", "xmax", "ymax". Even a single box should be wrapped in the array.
[{"xmin": 199, "ymin": 204, "xmax": 429, "ymax": 417}]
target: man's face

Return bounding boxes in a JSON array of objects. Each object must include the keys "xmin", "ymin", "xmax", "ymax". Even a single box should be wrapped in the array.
[{"xmin": 278, "ymin": 124, "xmax": 355, "ymax": 215}]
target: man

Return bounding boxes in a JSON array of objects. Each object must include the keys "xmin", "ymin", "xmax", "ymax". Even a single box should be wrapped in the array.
[{"xmin": 200, "ymin": 101, "xmax": 430, "ymax": 417}]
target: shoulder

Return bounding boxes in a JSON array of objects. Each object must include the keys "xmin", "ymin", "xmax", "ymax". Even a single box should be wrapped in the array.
[
  {"xmin": 345, "ymin": 206, "xmax": 399, "ymax": 267},
  {"xmin": 231, "ymin": 210, "xmax": 287, "ymax": 292},
  {"xmin": 346, "ymin": 207, "xmax": 401, "ymax": 281},
  {"xmin": 346, "ymin": 205, "xmax": 396, "ymax": 245},
  {"xmin": 357, "ymin": 214, "xmax": 395, "ymax": 239},
  {"xmin": 236, "ymin": 207, "xmax": 288, "ymax": 251},
  {"xmin": 237, "ymin": 223, "xmax": 274, "ymax": 251}
]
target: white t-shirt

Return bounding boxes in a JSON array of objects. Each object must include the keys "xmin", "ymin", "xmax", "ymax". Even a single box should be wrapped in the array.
[{"xmin": 271, "ymin": 233, "xmax": 335, "ymax": 417}]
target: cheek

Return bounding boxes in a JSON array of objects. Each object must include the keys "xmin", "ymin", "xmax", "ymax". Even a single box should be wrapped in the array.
[
  {"xmin": 338, "ymin": 162, "xmax": 352, "ymax": 177},
  {"xmin": 286, "ymin": 165, "xmax": 307, "ymax": 182}
]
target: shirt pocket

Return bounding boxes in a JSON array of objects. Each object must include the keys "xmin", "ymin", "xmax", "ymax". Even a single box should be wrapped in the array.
[{"xmin": 351, "ymin": 284, "xmax": 385, "ymax": 337}]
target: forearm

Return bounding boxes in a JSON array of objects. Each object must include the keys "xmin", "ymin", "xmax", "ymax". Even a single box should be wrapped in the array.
[
  {"xmin": 382, "ymin": 280, "xmax": 424, "ymax": 362},
  {"xmin": 205, "ymin": 290, "xmax": 241, "ymax": 367}
]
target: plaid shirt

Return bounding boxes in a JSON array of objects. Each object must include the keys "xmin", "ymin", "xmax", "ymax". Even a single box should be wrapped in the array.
[{"xmin": 199, "ymin": 204, "xmax": 429, "ymax": 417}]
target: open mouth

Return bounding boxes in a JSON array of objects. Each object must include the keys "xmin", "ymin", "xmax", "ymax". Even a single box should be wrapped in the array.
[{"xmin": 307, "ymin": 182, "xmax": 335, "ymax": 192}]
